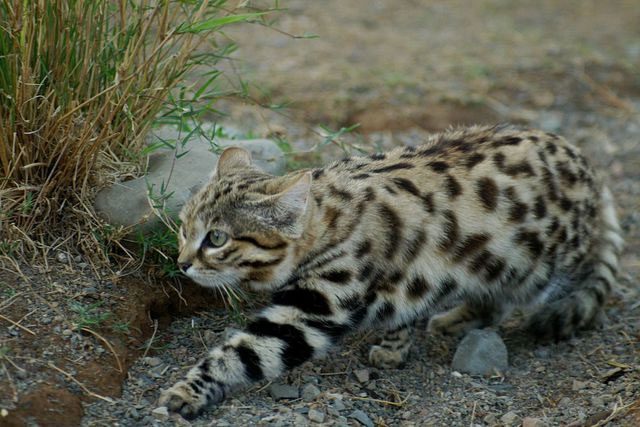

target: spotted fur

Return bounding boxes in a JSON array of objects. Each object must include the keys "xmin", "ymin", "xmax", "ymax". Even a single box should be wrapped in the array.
[{"xmin": 159, "ymin": 125, "xmax": 623, "ymax": 419}]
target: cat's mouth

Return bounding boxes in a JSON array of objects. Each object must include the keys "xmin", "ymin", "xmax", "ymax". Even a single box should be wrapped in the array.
[{"xmin": 185, "ymin": 268, "xmax": 242, "ymax": 290}]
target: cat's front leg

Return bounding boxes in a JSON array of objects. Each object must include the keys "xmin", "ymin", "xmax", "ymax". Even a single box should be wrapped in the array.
[{"xmin": 160, "ymin": 306, "xmax": 348, "ymax": 419}]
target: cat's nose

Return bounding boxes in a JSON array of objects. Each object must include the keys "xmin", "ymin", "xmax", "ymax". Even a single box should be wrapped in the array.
[{"xmin": 179, "ymin": 262, "xmax": 192, "ymax": 272}]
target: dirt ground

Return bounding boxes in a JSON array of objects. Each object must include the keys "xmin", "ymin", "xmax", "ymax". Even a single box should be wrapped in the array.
[{"xmin": 1, "ymin": 1, "xmax": 639, "ymax": 426}]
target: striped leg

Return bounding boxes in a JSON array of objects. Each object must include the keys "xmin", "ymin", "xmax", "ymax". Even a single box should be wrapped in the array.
[
  {"xmin": 427, "ymin": 303, "xmax": 487, "ymax": 336},
  {"xmin": 368, "ymin": 324, "xmax": 413, "ymax": 369},
  {"xmin": 159, "ymin": 306, "xmax": 348, "ymax": 419}
]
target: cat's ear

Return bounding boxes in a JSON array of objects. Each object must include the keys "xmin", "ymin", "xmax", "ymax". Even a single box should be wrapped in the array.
[
  {"xmin": 215, "ymin": 147, "xmax": 252, "ymax": 178},
  {"xmin": 256, "ymin": 172, "xmax": 312, "ymax": 238},
  {"xmin": 276, "ymin": 172, "xmax": 312, "ymax": 238}
]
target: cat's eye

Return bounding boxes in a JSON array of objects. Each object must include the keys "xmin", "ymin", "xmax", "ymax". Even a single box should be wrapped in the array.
[{"xmin": 203, "ymin": 229, "xmax": 228, "ymax": 248}]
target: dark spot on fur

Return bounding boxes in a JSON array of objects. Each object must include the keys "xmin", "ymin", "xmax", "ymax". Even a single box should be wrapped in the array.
[
  {"xmin": 453, "ymin": 233, "xmax": 491, "ymax": 261},
  {"xmin": 476, "ymin": 177, "xmax": 499, "ymax": 210},
  {"xmin": 320, "ymin": 270, "xmax": 353, "ymax": 285},
  {"xmin": 356, "ymin": 240, "xmax": 372, "ymax": 258},
  {"xmin": 393, "ymin": 177, "xmax": 421, "ymax": 197},
  {"xmin": 515, "ymin": 229, "xmax": 545, "ymax": 258},
  {"xmin": 430, "ymin": 161, "xmax": 450, "ymax": 173},
  {"xmin": 371, "ymin": 163, "xmax": 414, "ymax": 173},
  {"xmin": 272, "ymin": 288, "xmax": 332, "ymax": 315},
  {"xmin": 407, "ymin": 276, "xmax": 430, "ymax": 299},
  {"xmin": 445, "ymin": 174, "xmax": 462, "ymax": 199},
  {"xmin": 235, "ymin": 344, "xmax": 264, "ymax": 381},
  {"xmin": 437, "ymin": 210, "xmax": 459, "ymax": 251},
  {"xmin": 379, "ymin": 203, "xmax": 403, "ymax": 258},
  {"xmin": 353, "ymin": 173, "xmax": 370, "ymax": 180},
  {"xmin": 247, "ymin": 319, "xmax": 313, "ymax": 370},
  {"xmin": 421, "ymin": 192, "xmax": 435, "ymax": 213},
  {"xmin": 465, "ymin": 153, "xmax": 485, "ymax": 169},
  {"xmin": 534, "ymin": 196, "xmax": 547, "ymax": 219}
]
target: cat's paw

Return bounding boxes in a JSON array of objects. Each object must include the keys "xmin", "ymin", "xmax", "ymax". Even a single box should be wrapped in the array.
[
  {"xmin": 159, "ymin": 380, "xmax": 209, "ymax": 420},
  {"xmin": 368, "ymin": 345, "xmax": 407, "ymax": 369}
]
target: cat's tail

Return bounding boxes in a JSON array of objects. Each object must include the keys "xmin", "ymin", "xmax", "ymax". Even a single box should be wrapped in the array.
[{"xmin": 529, "ymin": 186, "xmax": 624, "ymax": 339}]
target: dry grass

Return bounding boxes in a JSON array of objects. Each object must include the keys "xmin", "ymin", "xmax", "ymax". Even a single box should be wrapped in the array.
[{"xmin": 0, "ymin": 0, "xmax": 269, "ymax": 260}]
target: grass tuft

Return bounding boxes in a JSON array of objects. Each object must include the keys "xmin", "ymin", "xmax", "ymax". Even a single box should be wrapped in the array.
[{"xmin": 0, "ymin": 0, "xmax": 272, "ymax": 259}]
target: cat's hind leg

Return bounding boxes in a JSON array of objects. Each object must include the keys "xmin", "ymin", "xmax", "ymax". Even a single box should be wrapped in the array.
[
  {"xmin": 368, "ymin": 324, "xmax": 413, "ymax": 369},
  {"xmin": 427, "ymin": 302, "xmax": 497, "ymax": 336}
]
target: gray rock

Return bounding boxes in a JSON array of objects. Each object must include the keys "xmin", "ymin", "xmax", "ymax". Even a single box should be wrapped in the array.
[
  {"xmin": 94, "ymin": 125, "xmax": 286, "ymax": 235},
  {"xmin": 143, "ymin": 357, "xmax": 163, "ymax": 367},
  {"xmin": 308, "ymin": 408, "xmax": 326, "ymax": 423},
  {"xmin": 301, "ymin": 383, "xmax": 321, "ymax": 402},
  {"xmin": 269, "ymin": 383, "xmax": 300, "ymax": 401},
  {"xmin": 331, "ymin": 398, "xmax": 346, "ymax": 412},
  {"xmin": 151, "ymin": 406, "xmax": 169, "ymax": 421},
  {"xmin": 451, "ymin": 329, "xmax": 508, "ymax": 376},
  {"xmin": 350, "ymin": 409, "xmax": 374, "ymax": 427},
  {"xmin": 500, "ymin": 411, "xmax": 520, "ymax": 426},
  {"xmin": 353, "ymin": 368, "xmax": 370, "ymax": 383}
]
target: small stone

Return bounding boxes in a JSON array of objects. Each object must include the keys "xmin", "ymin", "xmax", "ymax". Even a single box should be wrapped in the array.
[
  {"xmin": 332, "ymin": 398, "xmax": 346, "ymax": 412},
  {"xmin": 308, "ymin": 408, "xmax": 326, "ymax": 423},
  {"xmin": 56, "ymin": 252, "xmax": 68, "ymax": 263},
  {"xmin": 533, "ymin": 347, "xmax": 550, "ymax": 359},
  {"xmin": 301, "ymin": 383, "xmax": 321, "ymax": 402},
  {"xmin": 522, "ymin": 417, "xmax": 545, "ymax": 427},
  {"xmin": 572, "ymin": 380, "xmax": 589, "ymax": 391},
  {"xmin": 151, "ymin": 406, "xmax": 169, "ymax": 421},
  {"xmin": 590, "ymin": 396, "xmax": 605, "ymax": 407},
  {"xmin": 353, "ymin": 369, "xmax": 370, "ymax": 383},
  {"xmin": 558, "ymin": 397, "xmax": 571, "ymax": 408},
  {"xmin": 62, "ymin": 329, "xmax": 73, "ymax": 337},
  {"xmin": 269, "ymin": 383, "xmax": 299, "ymax": 401},
  {"xmin": 500, "ymin": 411, "xmax": 520, "ymax": 426},
  {"xmin": 0, "ymin": 409, "xmax": 7, "ymax": 417},
  {"xmin": 144, "ymin": 357, "xmax": 163, "ymax": 367},
  {"xmin": 350, "ymin": 409, "xmax": 374, "ymax": 427},
  {"xmin": 483, "ymin": 413, "xmax": 498, "ymax": 426},
  {"xmin": 73, "ymin": 255, "xmax": 83, "ymax": 263},
  {"xmin": 451, "ymin": 329, "xmax": 508, "ymax": 376}
]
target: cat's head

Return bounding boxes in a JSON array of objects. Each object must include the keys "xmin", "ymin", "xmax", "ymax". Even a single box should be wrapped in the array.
[{"xmin": 177, "ymin": 147, "xmax": 312, "ymax": 292}]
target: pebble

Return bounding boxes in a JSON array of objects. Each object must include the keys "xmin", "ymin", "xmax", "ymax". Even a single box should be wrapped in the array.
[
  {"xmin": 308, "ymin": 408, "xmax": 326, "ymax": 423},
  {"xmin": 331, "ymin": 398, "xmax": 346, "ymax": 412},
  {"xmin": 151, "ymin": 406, "xmax": 169, "ymax": 421},
  {"xmin": 144, "ymin": 357, "xmax": 163, "ymax": 367},
  {"xmin": 350, "ymin": 409, "xmax": 374, "ymax": 427},
  {"xmin": 483, "ymin": 413, "xmax": 498, "ymax": 425},
  {"xmin": 451, "ymin": 329, "xmax": 508, "ymax": 376},
  {"xmin": 500, "ymin": 411, "xmax": 520, "ymax": 426},
  {"xmin": 301, "ymin": 383, "xmax": 321, "ymax": 402},
  {"xmin": 56, "ymin": 252, "xmax": 68, "ymax": 263},
  {"xmin": 269, "ymin": 383, "xmax": 300, "ymax": 401},
  {"xmin": 522, "ymin": 417, "xmax": 546, "ymax": 427},
  {"xmin": 62, "ymin": 329, "xmax": 73, "ymax": 337},
  {"xmin": 572, "ymin": 380, "xmax": 589, "ymax": 391},
  {"xmin": 354, "ymin": 368, "xmax": 370, "ymax": 383}
]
